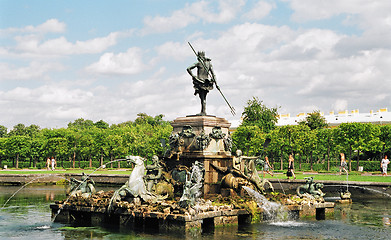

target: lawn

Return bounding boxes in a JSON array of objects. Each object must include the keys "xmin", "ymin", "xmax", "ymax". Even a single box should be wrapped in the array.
[
  {"xmin": 0, "ymin": 169, "xmax": 132, "ymax": 175},
  {"xmin": 264, "ymin": 172, "xmax": 391, "ymax": 183},
  {"xmin": 1, "ymin": 169, "xmax": 390, "ymax": 183}
]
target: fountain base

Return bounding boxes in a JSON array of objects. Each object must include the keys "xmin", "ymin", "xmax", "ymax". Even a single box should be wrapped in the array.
[{"xmin": 50, "ymin": 196, "xmax": 335, "ymax": 234}]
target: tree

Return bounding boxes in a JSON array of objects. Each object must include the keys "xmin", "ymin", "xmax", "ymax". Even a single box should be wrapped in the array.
[
  {"xmin": 298, "ymin": 111, "xmax": 328, "ymax": 130},
  {"xmin": 92, "ymin": 128, "xmax": 109, "ymax": 166},
  {"xmin": 0, "ymin": 137, "xmax": 6, "ymax": 166},
  {"xmin": 26, "ymin": 124, "xmax": 41, "ymax": 137},
  {"xmin": 8, "ymin": 123, "xmax": 27, "ymax": 136},
  {"xmin": 5, "ymin": 135, "xmax": 30, "ymax": 168},
  {"xmin": 29, "ymin": 136, "xmax": 44, "ymax": 168},
  {"xmin": 0, "ymin": 125, "xmax": 7, "ymax": 138},
  {"xmin": 379, "ymin": 124, "xmax": 391, "ymax": 157},
  {"xmin": 241, "ymin": 97, "xmax": 279, "ymax": 133},
  {"xmin": 68, "ymin": 118, "xmax": 94, "ymax": 130},
  {"xmin": 94, "ymin": 120, "xmax": 109, "ymax": 129},
  {"xmin": 232, "ymin": 125, "xmax": 265, "ymax": 156},
  {"xmin": 135, "ymin": 113, "xmax": 165, "ymax": 126},
  {"xmin": 290, "ymin": 124, "xmax": 312, "ymax": 170},
  {"xmin": 106, "ymin": 132, "xmax": 124, "ymax": 168},
  {"xmin": 316, "ymin": 128, "xmax": 334, "ymax": 171}
]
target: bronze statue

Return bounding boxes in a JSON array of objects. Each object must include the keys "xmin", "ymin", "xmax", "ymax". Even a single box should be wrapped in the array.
[
  {"xmin": 296, "ymin": 177, "xmax": 325, "ymax": 199},
  {"xmin": 187, "ymin": 51, "xmax": 216, "ymax": 116},
  {"xmin": 67, "ymin": 172, "xmax": 96, "ymax": 197},
  {"xmin": 179, "ymin": 161, "xmax": 205, "ymax": 208},
  {"xmin": 187, "ymin": 42, "xmax": 235, "ymax": 116},
  {"xmin": 212, "ymin": 150, "xmax": 274, "ymax": 194},
  {"xmin": 144, "ymin": 155, "xmax": 163, "ymax": 192}
]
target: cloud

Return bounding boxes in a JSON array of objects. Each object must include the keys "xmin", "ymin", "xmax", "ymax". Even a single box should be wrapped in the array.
[
  {"xmin": 0, "ymin": 61, "xmax": 64, "ymax": 81},
  {"xmin": 0, "ymin": 85, "xmax": 94, "ymax": 128},
  {"xmin": 155, "ymin": 42, "xmax": 190, "ymax": 60},
  {"xmin": 2, "ymin": 85, "xmax": 93, "ymax": 104},
  {"xmin": 141, "ymin": 0, "xmax": 245, "ymax": 34},
  {"xmin": 0, "ymin": 19, "xmax": 66, "ymax": 35},
  {"xmin": 287, "ymin": 0, "xmax": 391, "ymax": 33},
  {"xmin": 333, "ymin": 99, "xmax": 348, "ymax": 112},
  {"xmin": 86, "ymin": 47, "xmax": 148, "ymax": 75},
  {"xmin": 287, "ymin": 0, "xmax": 365, "ymax": 22},
  {"xmin": 244, "ymin": 1, "xmax": 275, "ymax": 20},
  {"xmin": 178, "ymin": 18, "xmax": 391, "ymax": 117},
  {"xmin": 14, "ymin": 32, "xmax": 120, "ymax": 56},
  {"xmin": 3, "ymin": 1, "xmax": 391, "ymax": 129}
]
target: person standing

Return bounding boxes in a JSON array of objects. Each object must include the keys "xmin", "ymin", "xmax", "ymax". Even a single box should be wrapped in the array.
[
  {"xmin": 381, "ymin": 155, "xmax": 390, "ymax": 176},
  {"xmin": 46, "ymin": 157, "xmax": 51, "ymax": 170},
  {"xmin": 340, "ymin": 153, "xmax": 348, "ymax": 175},
  {"xmin": 287, "ymin": 154, "xmax": 296, "ymax": 180},
  {"xmin": 51, "ymin": 156, "xmax": 56, "ymax": 171},
  {"xmin": 263, "ymin": 156, "xmax": 274, "ymax": 177}
]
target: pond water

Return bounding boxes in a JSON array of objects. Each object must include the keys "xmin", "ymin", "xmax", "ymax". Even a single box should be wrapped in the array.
[{"xmin": 1, "ymin": 184, "xmax": 391, "ymax": 240}]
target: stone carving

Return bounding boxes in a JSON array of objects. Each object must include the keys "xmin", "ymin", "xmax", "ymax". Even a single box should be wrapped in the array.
[
  {"xmin": 179, "ymin": 125, "xmax": 196, "ymax": 138},
  {"xmin": 223, "ymin": 134, "xmax": 233, "ymax": 152},
  {"xmin": 209, "ymin": 126, "xmax": 226, "ymax": 139},
  {"xmin": 168, "ymin": 133, "xmax": 185, "ymax": 159},
  {"xmin": 67, "ymin": 172, "xmax": 96, "ymax": 197},
  {"xmin": 296, "ymin": 177, "xmax": 325, "ymax": 199},
  {"xmin": 195, "ymin": 130, "xmax": 211, "ymax": 150},
  {"xmin": 169, "ymin": 133, "xmax": 180, "ymax": 150},
  {"xmin": 178, "ymin": 161, "xmax": 205, "ymax": 208}
]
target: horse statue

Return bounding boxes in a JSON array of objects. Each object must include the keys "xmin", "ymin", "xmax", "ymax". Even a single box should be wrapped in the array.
[{"xmin": 108, "ymin": 155, "xmax": 165, "ymax": 212}]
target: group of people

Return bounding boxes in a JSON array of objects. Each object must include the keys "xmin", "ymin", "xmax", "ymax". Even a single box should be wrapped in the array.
[
  {"xmin": 260, "ymin": 152, "xmax": 391, "ymax": 179},
  {"xmin": 340, "ymin": 152, "xmax": 390, "ymax": 176},
  {"xmin": 260, "ymin": 154, "xmax": 296, "ymax": 180},
  {"xmin": 46, "ymin": 157, "xmax": 56, "ymax": 171}
]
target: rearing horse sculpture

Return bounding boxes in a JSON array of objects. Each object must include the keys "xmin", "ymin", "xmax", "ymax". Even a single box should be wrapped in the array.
[{"xmin": 108, "ymin": 155, "xmax": 163, "ymax": 211}]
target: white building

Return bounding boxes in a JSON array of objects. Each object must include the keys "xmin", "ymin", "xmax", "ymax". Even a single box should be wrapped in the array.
[{"xmin": 277, "ymin": 108, "xmax": 391, "ymax": 127}]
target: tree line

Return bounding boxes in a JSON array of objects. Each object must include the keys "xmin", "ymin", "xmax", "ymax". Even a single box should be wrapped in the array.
[
  {"xmin": 231, "ymin": 97, "xmax": 391, "ymax": 172},
  {"xmin": 1, "ymin": 98, "xmax": 390, "ymax": 172},
  {"xmin": 0, "ymin": 113, "xmax": 172, "ymax": 169}
]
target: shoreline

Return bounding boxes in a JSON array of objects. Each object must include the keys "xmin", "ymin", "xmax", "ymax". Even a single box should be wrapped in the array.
[{"xmin": 1, "ymin": 171, "xmax": 390, "ymax": 190}]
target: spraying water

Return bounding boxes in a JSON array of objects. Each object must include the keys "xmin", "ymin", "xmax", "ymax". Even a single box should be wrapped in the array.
[
  {"xmin": 242, "ymin": 186, "xmax": 289, "ymax": 222},
  {"xmin": 325, "ymin": 184, "xmax": 391, "ymax": 198},
  {"xmin": 51, "ymin": 158, "xmax": 128, "ymax": 222},
  {"xmin": 1, "ymin": 175, "xmax": 70, "ymax": 209}
]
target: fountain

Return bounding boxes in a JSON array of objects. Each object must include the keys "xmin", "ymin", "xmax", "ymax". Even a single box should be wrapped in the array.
[{"xmin": 49, "ymin": 46, "xmax": 335, "ymax": 235}]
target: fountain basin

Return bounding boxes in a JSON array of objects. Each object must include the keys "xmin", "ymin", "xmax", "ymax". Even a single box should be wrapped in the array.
[
  {"xmin": 51, "ymin": 203, "xmax": 250, "ymax": 235},
  {"xmin": 50, "ymin": 200, "xmax": 334, "ymax": 234}
]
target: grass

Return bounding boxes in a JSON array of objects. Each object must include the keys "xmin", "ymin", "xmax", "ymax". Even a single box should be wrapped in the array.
[
  {"xmin": 0, "ymin": 169, "xmax": 132, "ymax": 175},
  {"xmin": 263, "ymin": 172, "xmax": 391, "ymax": 183},
  {"xmin": 1, "ymin": 169, "xmax": 391, "ymax": 183}
]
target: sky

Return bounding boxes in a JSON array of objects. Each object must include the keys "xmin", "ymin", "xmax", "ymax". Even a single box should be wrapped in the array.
[{"xmin": 1, "ymin": 0, "xmax": 391, "ymax": 130}]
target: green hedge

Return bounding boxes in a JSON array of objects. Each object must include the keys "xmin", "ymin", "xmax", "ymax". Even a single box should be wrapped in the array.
[
  {"xmin": 269, "ymin": 160, "xmax": 381, "ymax": 172},
  {"xmin": 1, "ymin": 158, "xmax": 382, "ymax": 172},
  {"xmin": 1, "ymin": 160, "xmax": 130, "ymax": 169}
]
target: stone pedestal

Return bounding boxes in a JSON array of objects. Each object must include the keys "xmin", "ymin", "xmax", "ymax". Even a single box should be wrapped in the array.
[{"xmin": 166, "ymin": 115, "xmax": 233, "ymax": 196}]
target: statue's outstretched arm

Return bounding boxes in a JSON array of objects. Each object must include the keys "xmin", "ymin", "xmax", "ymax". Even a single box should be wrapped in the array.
[{"xmin": 187, "ymin": 63, "xmax": 197, "ymax": 78}]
